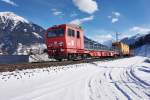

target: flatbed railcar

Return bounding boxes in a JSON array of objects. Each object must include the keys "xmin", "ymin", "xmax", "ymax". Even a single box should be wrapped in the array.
[{"xmin": 45, "ymin": 24, "xmax": 127, "ymax": 61}]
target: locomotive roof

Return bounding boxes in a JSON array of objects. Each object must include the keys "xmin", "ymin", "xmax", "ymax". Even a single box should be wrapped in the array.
[
  {"xmin": 66, "ymin": 24, "xmax": 82, "ymax": 29},
  {"xmin": 50, "ymin": 24, "xmax": 83, "ymax": 30}
]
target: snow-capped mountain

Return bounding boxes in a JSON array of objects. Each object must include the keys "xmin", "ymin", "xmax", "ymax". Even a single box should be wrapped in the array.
[
  {"xmin": 121, "ymin": 33, "xmax": 150, "ymax": 57},
  {"xmin": 121, "ymin": 33, "xmax": 150, "ymax": 46},
  {"xmin": 0, "ymin": 12, "xmax": 46, "ymax": 54},
  {"xmin": 0, "ymin": 12, "xmax": 29, "ymax": 30},
  {"xmin": 121, "ymin": 33, "xmax": 149, "ymax": 45}
]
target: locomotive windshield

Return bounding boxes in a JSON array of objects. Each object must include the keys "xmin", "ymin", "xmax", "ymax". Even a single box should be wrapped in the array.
[{"xmin": 47, "ymin": 28, "xmax": 65, "ymax": 37}]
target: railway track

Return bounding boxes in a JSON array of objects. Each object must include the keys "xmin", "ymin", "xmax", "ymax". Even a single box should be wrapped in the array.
[{"xmin": 0, "ymin": 57, "xmax": 123, "ymax": 72}]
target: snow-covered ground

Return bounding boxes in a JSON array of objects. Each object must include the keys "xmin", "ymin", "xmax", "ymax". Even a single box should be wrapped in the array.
[{"xmin": 0, "ymin": 56, "xmax": 150, "ymax": 100}]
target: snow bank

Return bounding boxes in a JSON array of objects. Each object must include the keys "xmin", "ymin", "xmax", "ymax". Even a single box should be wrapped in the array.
[{"xmin": 29, "ymin": 53, "xmax": 54, "ymax": 62}]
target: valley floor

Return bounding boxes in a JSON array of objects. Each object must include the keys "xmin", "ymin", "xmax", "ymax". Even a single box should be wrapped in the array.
[{"xmin": 0, "ymin": 56, "xmax": 150, "ymax": 100}]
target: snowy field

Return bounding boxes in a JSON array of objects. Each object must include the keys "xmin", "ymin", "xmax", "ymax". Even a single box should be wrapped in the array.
[{"xmin": 0, "ymin": 56, "xmax": 150, "ymax": 100}]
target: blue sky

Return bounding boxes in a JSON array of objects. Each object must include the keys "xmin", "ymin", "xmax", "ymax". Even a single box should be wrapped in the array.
[{"xmin": 0, "ymin": 0, "xmax": 150, "ymax": 42}]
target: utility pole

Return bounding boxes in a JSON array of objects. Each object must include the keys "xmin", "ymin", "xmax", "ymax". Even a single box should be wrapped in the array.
[{"xmin": 115, "ymin": 32, "xmax": 121, "ymax": 42}]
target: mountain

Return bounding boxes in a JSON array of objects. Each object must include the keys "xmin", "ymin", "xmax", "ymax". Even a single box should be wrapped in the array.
[
  {"xmin": 121, "ymin": 32, "xmax": 150, "ymax": 57},
  {"xmin": 0, "ymin": 12, "xmax": 46, "ymax": 54},
  {"xmin": 121, "ymin": 33, "xmax": 150, "ymax": 47},
  {"xmin": 130, "ymin": 33, "xmax": 150, "ymax": 48},
  {"xmin": 121, "ymin": 33, "xmax": 147, "ymax": 45}
]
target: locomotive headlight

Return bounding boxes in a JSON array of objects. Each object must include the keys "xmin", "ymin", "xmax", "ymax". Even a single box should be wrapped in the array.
[
  {"xmin": 58, "ymin": 42, "xmax": 64, "ymax": 46},
  {"xmin": 48, "ymin": 43, "xmax": 52, "ymax": 47},
  {"xmin": 60, "ymin": 49, "xmax": 64, "ymax": 51}
]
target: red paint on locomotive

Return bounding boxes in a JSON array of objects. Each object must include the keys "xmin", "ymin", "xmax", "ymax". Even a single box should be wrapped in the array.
[{"xmin": 46, "ymin": 24, "xmax": 85, "ymax": 60}]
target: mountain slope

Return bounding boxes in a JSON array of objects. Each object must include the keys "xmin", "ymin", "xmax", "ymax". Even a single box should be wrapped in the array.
[
  {"xmin": 121, "ymin": 33, "xmax": 150, "ymax": 46},
  {"xmin": 121, "ymin": 33, "xmax": 145, "ymax": 45},
  {"xmin": 121, "ymin": 33, "xmax": 150, "ymax": 57},
  {"xmin": 0, "ymin": 12, "xmax": 46, "ymax": 54}
]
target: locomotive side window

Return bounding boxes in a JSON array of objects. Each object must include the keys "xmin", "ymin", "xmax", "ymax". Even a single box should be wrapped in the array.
[
  {"xmin": 68, "ymin": 28, "xmax": 75, "ymax": 37},
  {"xmin": 77, "ymin": 31, "xmax": 80, "ymax": 38},
  {"xmin": 68, "ymin": 29, "xmax": 72, "ymax": 36},
  {"xmin": 47, "ymin": 28, "xmax": 64, "ymax": 37}
]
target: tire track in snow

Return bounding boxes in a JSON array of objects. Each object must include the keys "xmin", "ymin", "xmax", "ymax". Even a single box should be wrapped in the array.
[
  {"xmin": 88, "ymin": 63, "xmax": 122, "ymax": 100},
  {"xmin": 108, "ymin": 65, "xmax": 133, "ymax": 100},
  {"xmin": 88, "ymin": 57, "xmax": 150, "ymax": 100},
  {"xmin": 121, "ymin": 68, "xmax": 143, "ymax": 99},
  {"xmin": 114, "ymin": 82, "xmax": 131, "ymax": 100},
  {"xmin": 130, "ymin": 68, "xmax": 150, "ymax": 87}
]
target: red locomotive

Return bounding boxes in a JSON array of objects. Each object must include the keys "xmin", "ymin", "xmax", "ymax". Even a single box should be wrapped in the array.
[{"xmin": 45, "ymin": 24, "xmax": 120, "ymax": 61}]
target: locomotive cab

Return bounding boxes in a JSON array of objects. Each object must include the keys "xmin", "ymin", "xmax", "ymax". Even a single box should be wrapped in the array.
[
  {"xmin": 46, "ymin": 24, "xmax": 84, "ymax": 60},
  {"xmin": 65, "ymin": 24, "xmax": 84, "ymax": 52}
]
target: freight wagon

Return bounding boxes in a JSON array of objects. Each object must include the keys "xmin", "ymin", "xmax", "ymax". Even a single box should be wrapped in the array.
[{"xmin": 112, "ymin": 42, "xmax": 130, "ymax": 56}]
